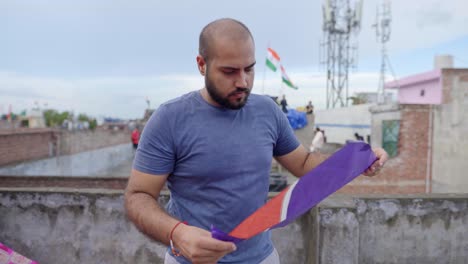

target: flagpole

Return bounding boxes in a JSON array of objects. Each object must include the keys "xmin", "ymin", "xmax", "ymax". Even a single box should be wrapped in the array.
[
  {"xmin": 279, "ymin": 64, "xmax": 284, "ymax": 98},
  {"xmin": 261, "ymin": 61, "xmax": 266, "ymax": 95},
  {"xmin": 280, "ymin": 77, "xmax": 284, "ymax": 98},
  {"xmin": 262, "ymin": 42, "xmax": 270, "ymax": 95}
]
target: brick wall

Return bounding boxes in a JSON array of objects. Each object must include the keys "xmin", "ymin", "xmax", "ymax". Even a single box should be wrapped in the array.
[
  {"xmin": 340, "ymin": 104, "xmax": 430, "ymax": 194},
  {"xmin": 0, "ymin": 128, "xmax": 130, "ymax": 167},
  {"xmin": 0, "ymin": 129, "xmax": 58, "ymax": 166}
]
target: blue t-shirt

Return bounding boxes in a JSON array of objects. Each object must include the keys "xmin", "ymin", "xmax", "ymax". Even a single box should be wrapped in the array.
[{"xmin": 133, "ymin": 91, "xmax": 300, "ymax": 263}]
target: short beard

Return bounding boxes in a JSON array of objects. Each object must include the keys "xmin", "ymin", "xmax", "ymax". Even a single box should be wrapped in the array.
[{"xmin": 205, "ymin": 72, "xmax": 250, "ymax": 110}]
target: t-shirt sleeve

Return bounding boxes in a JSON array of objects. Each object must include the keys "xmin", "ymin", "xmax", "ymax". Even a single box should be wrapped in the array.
[
  {"xmin": 272, "ymin": 104, "xmax": 301, "ymax": 157},
  {"xmin": 133, "ymin": 106, "xmax": 175, "ymax": 175}
]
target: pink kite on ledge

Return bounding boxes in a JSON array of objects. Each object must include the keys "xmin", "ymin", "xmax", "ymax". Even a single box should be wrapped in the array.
[
  {"xmin": 212, "ymin": 141, "xmax": 376, "ymax": 243},
  {"xmin": 0, "ymin": 242, "xmax": 38, "ymax": 264}
]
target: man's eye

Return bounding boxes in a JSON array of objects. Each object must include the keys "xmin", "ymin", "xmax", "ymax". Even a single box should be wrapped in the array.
[
  {"xmin": 223, "ymin": 70, "xmax": 235, "ymax": 74},
  {"xmin": 246, "ymin": 67, "xmax": 254, "ymax": 73}
]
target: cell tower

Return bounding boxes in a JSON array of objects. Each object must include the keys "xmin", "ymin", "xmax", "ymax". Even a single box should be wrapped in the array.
[
  {"xmin": 320, "ymin": 0, "xmax": 363, "ymax": 108},
  {"xmin": 373, "ymin": 0, "xmax": 392, "ymax": 104}
]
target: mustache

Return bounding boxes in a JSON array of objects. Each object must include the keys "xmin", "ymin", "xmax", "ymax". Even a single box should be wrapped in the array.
[{"xmin": 229, "ymin": 87, "xmax": 249, "ymax": 96}]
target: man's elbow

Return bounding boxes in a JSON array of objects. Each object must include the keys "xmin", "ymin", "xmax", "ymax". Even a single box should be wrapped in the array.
[{"xmin": 123, "ymin": 187, "xmax": 137, "ymax": 218}]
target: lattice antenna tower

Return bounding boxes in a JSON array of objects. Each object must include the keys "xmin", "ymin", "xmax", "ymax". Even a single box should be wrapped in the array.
[
  {"xmin": 373, "ymin": 0, "xmax": 392, "ymax": 104},
  {"xmin": 320, "ymin": 0, "xmax": 363, "ymax": 108}
]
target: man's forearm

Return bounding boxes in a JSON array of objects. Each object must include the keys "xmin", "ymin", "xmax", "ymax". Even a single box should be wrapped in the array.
[
  {"xmin": 302, "ymin": 151, "xmax": 329, "ymax": 176},
  {"xmin": 275, "ymin": 146, "xmax": 331, "ymax": 178},
  {"xmin": 125, "ymin": 191, "xmax": 179, "ymax": 245}
]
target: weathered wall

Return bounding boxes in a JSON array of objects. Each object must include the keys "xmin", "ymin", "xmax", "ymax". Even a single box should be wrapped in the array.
[
  {"xmin": 59, "ymin": 129, "xmax": 130, "ymax": 156},
  {"xmin": 0, "ymin": 129, "xmax": 130, "ymax": 167},
  {"xmin": 0, "ymin": 129, "xmax": 58, "ymax": 166},
  {"xmin": 0, "ymin": 144, "xmax": 133, "ymax": 176},
  {"xmin": 432, "ymin": 69, "xmax": 468, "ymax": 193},
  {"xmin": 342, "ymin": 104, "xmax": 429, "ymax": 194},
  {"xmin": 1, "ymin": 190, "xmax": 467, "ymax": 264},
  {"xmin": 317, "ymin": 195, "xmax": 468, "ymax": 264},
  {"xmin": 314, "ymin": 104, "xmax": 372, "ymax": 144},
  {"xmin": 395, "ymin": 104, "xmax": 430, "ymax": 190},
  {"xmin": 0, "ymin": 190, "xmax": 306, "ymax": 264},
  {"xmin": 0, "ymin": 190, "xmax": 166, "ymax": 264},
  {"xmin": 369, "ymin": 103, "xmax": 401, "ymax": 149}
]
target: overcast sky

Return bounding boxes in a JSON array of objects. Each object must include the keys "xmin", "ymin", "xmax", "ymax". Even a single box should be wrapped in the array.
[{"xmin": 1, "ymin": 0, "xmax": 468, "ymax": 119}]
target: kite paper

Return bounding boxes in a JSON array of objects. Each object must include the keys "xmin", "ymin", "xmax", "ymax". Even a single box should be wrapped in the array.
[{"xmin": 211, "ymin": 141, "xmax": 377, "ymax": 243}]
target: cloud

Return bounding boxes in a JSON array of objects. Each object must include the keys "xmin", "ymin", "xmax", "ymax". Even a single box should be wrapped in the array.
[
  {"xmin": 416, "ymin": 7, "xmax": 452, "ymax": 28},
  {"xmin": 1, "ymin": 0, "xmax": 466, "ymax": 118},
  {"xmin": 358, "ymin": 0, "xmax": 468, "ymax": 59},
  {"xmin": 0, "ymin": 69, "xmax": 389, "ymax": 118},
  {"xmin": 0, "ymin": 71, "xmax": 203, "ymax": 118},
  {"xmin": 2, "ymin": 0, "xmax": 467, "ymax": 79}
]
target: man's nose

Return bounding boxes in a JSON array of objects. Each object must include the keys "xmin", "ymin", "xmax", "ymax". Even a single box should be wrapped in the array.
[{"xmin": 235, "ymin": 71, "xmax": 249, "ymax": 88}]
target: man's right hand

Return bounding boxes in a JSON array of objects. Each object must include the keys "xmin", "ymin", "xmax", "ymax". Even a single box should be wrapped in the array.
[{"xmin": 172, "ymin": 224, "xmax": 237, "ymax": 264}]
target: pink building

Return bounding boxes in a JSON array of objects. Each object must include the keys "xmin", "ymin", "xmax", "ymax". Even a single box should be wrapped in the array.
[{"xmin": 385, "ymin": 69, "xmax": 442, "ymax": 105}]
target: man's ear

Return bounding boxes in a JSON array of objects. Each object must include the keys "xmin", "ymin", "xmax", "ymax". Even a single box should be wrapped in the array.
[{"xmin": 196, "ymin": 55, "xmax": 206, "ymax": 76}]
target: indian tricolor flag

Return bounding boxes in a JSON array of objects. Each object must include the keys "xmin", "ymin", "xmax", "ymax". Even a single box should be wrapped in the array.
[
  {"xmin": 280, "ymin": 65, "xmax": 298, "ymax": 90},
  {"xmin": 266, "ymin": 47, "xmax": 280, "ymax": 72}
]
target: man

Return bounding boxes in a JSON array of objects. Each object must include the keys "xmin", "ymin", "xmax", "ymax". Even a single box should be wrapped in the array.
[
  {"xmin": 306, "ymin": 100, "xmax": 314, "ymax": 114},
  {"xmin": 125, "ymin": 18, "xmax": 388, "ymax": 264},
  {"xmin": 131, "ymin": 127, "xmax": 140, "ymax": 150},
  {"xmin": 354, "ymin": 132, "xmax": 364, "ymax": 141},
  {"xmin": 310, "ymin": 127, "xmax": 325, "ymax": 152},
  {"xmin": 279, "ymin": 95, "xmax": 288, "ymax": 113}
]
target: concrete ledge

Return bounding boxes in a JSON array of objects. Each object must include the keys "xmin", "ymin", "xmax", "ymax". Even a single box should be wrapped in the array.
[{"xmin": 1, "ymin": 190, "xmax": 467, "ymax": 264}]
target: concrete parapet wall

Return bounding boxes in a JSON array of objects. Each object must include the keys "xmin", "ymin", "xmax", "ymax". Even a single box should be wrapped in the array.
[
  {"xmin": 59, "ymin": 129, "xmax": 130, "ymax": 156},
  {"xmin": 316, "ymin": 195, "xmax": 468, "ymax": 264},
  {"xmin": 0, "ymin": 144, "xmax": 133, "ymax": 176},
  {"xmin": 1, "ymin": 191, "xmax": 467, "ymax": 264},
  {"xmin": 314, "ymin": 104, "xmax": 372, "ymax": 145},
  {"xmin": 432, "ymin": 70, "xmax": 468, "ymax": 193},
  {"xmin": 0, "ymin": 189, "xmax": 166, "ymax": 264}
]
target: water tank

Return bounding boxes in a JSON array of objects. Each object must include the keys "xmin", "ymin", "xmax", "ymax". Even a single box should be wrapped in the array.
[{"xmin": 434, "ymin": 55, "xmax": 454, "ymax": 69}]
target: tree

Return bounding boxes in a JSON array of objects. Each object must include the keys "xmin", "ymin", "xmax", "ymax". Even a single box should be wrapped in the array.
[
  {"xmin": 348, "ymin": 94, "xmax": 368, "ymax": 105},
  {"xmin": 43, "ymin": 109, "xmax": 71, "ymax": 127},
  {"xmin": 43, "ymin": 109, "xmax": 97, "ymax": 130},
  {"xmin": 77, "ymin": 113, "xmax": 89, "ymax": 122},
  {"xmin": 77, "ymin": 113, "xmax": 97, "ymax": 130},
  {"xmin": 89, "ymin": 119, "xmax": 97, "ymax": 130}
]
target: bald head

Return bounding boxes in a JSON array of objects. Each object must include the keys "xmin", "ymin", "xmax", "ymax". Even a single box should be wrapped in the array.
[{"xmin": 199, "ymin": 18, "xmax": 254, "ymax": 62}]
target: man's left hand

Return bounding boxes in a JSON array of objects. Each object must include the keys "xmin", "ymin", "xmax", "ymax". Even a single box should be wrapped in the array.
[{"xmin": 363, "ymin": 147, "xmax": 388, "ymax": 177}]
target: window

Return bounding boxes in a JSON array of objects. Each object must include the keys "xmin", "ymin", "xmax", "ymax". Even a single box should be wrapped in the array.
[{"xmin": 382, "ymin": 120, "xmax": 400, "ymax": 158}]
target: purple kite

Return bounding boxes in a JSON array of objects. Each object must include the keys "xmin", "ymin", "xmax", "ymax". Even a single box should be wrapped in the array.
[{"xmin": 212, "ymin": 141, "xmax": 376, "ymax": 243}]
